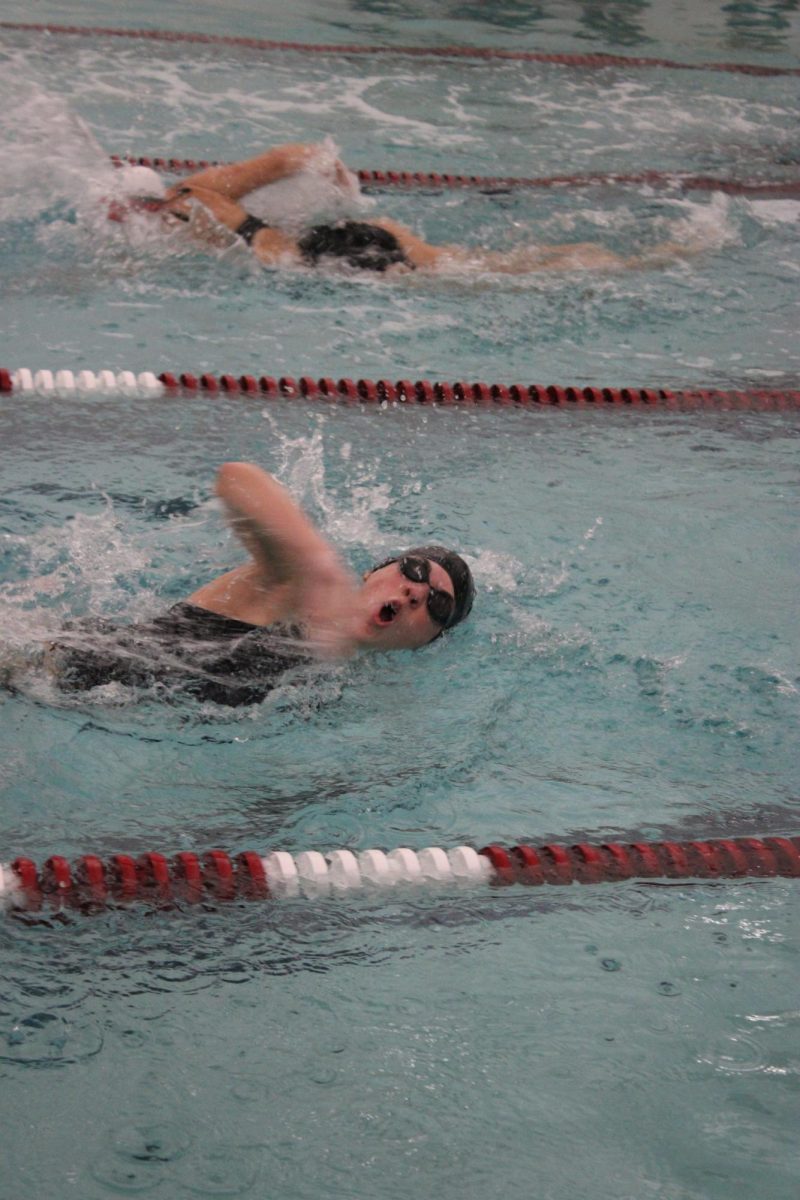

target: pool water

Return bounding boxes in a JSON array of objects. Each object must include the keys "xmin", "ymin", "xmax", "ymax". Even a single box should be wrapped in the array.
[{"xmin": 1, "ymin": 4, "xmax": 799, "ymax": 1199}]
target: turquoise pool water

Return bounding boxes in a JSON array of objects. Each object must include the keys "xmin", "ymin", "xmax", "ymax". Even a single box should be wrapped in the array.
[{"xmin": 1, "ymin": 4, "xmax": 799, "ymax": 1199}]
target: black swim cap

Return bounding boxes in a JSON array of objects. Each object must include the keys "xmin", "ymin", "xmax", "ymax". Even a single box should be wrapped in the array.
[
  {"xmin": 373, "ymin": 545, "xmax": 475, "ymax": 631},
  {"xmin": 298, "ymin": 222, "xmax": 409, "ymax": 272}
]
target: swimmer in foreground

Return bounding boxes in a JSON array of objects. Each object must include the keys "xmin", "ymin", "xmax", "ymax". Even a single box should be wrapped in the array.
[
  {"xmin": 142, "ymin": 141, "xmax": 696, "ymax": 275},
  {"xmin": 41, "ymin": 462, "xmax": 475, "ymax": 706}
]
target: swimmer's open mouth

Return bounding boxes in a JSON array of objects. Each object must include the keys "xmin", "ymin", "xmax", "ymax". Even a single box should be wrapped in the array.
[{"xmin": 377, "ymin": 602, "xmax": 398, "ymax": 625}]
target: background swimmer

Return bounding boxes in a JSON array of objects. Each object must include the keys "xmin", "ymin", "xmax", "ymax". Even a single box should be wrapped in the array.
[
  {"xmin": 130, "ymin": 141, "xmax": 703, "ymax": 275},
  {"xmin": 26, "ymin": 463, "xmax": 475, "ymax": 706}
]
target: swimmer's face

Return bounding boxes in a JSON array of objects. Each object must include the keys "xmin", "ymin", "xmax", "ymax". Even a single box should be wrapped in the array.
[{"xmin": 354, "ymin": 558, "xmax": 455, "ymax": 651}]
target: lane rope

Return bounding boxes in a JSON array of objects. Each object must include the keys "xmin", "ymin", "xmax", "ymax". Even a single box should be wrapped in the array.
[
  {"xmin": 109, "ymin": 156, "xmax": 800, "ymax": 198},
  {"xmin": 3, "ymin": 835, "xmax": 798, "ymax": 911},
  {"xmin": 0, "ymin": 369, "xmax": 164, "ymax": 398},
  {"xmin": 2, "ymin": 22, "xmax": 797, "ymax": 76},
  {"xmin": 2, "ymin": 368, "xmax": 798, "ymax": 410}
]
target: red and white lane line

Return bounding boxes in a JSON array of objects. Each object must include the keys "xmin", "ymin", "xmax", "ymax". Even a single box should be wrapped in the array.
[
  {"xmin": 2, "ymin": 836, "xmax": 798, "ymax": 911},
  {"xmin": 0, "ymin": 368, "xmax": 164, "ymax": 398},
  {"xmin": 2, "ymin": 369, "xmax": 799, "ymax": 409}
]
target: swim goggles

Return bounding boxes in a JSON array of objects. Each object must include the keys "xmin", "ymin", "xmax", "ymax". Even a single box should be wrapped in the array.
[{"xmin": 397, "ymin": 556, "xmax": 455, "ymax": 628}]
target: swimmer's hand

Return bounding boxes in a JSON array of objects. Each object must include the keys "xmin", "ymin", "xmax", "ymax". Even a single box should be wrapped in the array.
[
  {"xmin": 326, "ymin": 157, "xmax": 360, "ymax": 197},
  {"xmin": 160, "ymin": 184, "xmax": 246, "ymax": 247},
  {"xmin": 299, "ymin": 139, "xmax": 360, "ymax": 197},
  {"xmin": 164, "ymin": 184, "xmax": 243, "ymax": 226},
  {"xmin": 163, "ymin": 184, "xmax": 298, "ymax": 262}
]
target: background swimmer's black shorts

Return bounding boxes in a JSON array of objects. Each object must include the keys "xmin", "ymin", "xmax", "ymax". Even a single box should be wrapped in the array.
[{"xmin": 298, "ymin": 221, "xmax": 411, "ymax": 272}]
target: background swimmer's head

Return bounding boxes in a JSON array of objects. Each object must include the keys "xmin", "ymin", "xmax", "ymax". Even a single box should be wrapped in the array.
[
  {"xmin": 114, "ymin": 164, "xmax": 167, "ymax": 200},
  {"xmin": 298, "ymin": 222, "xmax": 410, "ymax": 272},
  {"xmin": 369, "ymin": 545, "xmax": 475, "ymax": 640}
]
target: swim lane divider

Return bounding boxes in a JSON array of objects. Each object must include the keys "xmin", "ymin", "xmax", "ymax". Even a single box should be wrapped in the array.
[
  {"xmin": 109, "ymin": 156, "xmax": 800, "ymax": 199},
  {"xmin": 2, "ymin": 368, "xmax": 799, "ymax": 410},
  {"xmin": 1, "ymin": 22, "xmax": 797, "ymax": 77},
  {"xmin": 2, "ymin": 836, "xmax": 798, "ymax": 911}
]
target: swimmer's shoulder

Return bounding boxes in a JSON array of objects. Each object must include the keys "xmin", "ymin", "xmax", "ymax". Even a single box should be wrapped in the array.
[
  {"xmin": 248, "ymin": 226, "xmax": 301, "ymax": 265},
  {"xmin": 370, "ymin": 218, "xmax": 450, "ymax": 270}
]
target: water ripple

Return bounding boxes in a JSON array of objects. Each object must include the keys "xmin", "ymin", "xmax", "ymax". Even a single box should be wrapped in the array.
[{"xmin": 0, "ymin": 1008, "xmax": 103, "ymax": 1067}]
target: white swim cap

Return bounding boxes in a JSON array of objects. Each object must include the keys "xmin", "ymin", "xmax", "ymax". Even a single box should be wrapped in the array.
[{"xmin": 115, "ymin": 164, "xmax": 166, "ymax": 199}]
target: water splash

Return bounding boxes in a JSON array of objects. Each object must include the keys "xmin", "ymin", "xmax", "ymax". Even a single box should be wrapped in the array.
[
  {"xmin": 659, "ymin": 191, "xmax": 740, "ymax": 252},
  {"xmin": 0, "ymin": 500, "xmax": 156, "ymax": 649},
  {"xmin": 0, "ymin": 75, "xmax": 114, "ymax": 223},
  {"xmin": 241, "ymin": 136, "xmax": 372, "ymax": 230},
  {"xmin": 257, "ymin": 412, "xmax": 392, "ymax": 551}
]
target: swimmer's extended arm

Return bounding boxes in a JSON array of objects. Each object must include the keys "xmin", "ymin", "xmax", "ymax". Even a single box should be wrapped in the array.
[
  {"xmin": 374, "ymin": 221, "xmax": 701, "ymax": 274},
  {"xmin": 188, "ymin": 464, "xmax": 359, "ymax": 652},
  {"xmin": 176, "ymin": 143, "xmax": 333, "ymax": 201}
]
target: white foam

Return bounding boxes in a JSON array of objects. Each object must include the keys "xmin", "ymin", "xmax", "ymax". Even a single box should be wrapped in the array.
[
  {"xmin": 507, "ymin": 609, "xmax": 594, "ymax": 657},
  {"xmin": 0, "ymin": 505, "xmax": 155, "ymax": 642},
  {"xmin": 660, "ymin": 192, "xmax": 739, "ymax": 252},
  {"xmin": 256, "ymin": 416, "xmax": 390, "ymax": 549},
  {"xmin": 244, "ymin": 136, "xmax": 371, "ymax": 229},
  {"xmin": 0, "ymin": 79, "xmax": 115, "ymax": 223},
  {"xmin": 330, "ymin": 76, "xmax": 479, "ymax": 150},
  {"xmin": 744, "ymin": 200, "xmax": 800, "ymax": 228},
  {"xmin": 114, "ymin": 165, "xmax": 166, "ymax": 200},
  {"xmin": 468, "ymin": 548, "xmax": 523, "ymax": 592}
]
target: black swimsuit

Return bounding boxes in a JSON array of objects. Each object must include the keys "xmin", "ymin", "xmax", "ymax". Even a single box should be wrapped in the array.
[{"xmin": 50, "ymin": 603, "xmax": 312, "ymax": 706}]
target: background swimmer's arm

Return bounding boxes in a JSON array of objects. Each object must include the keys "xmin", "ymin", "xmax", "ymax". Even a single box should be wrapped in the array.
[
  {"xmin": 509, "ymin": 240, "xmax": 701, "ymax": 272},
  {"xmin": 454, "ymin": 239, "xmax": 704, "ymax": 274},
  {"xmin": 367, "ymin": 219, "xmax": 702, "ymax": 275},
  {"xmin": 164, "ymin": 186, "xmax": 297, "ymax": 261},
  {"xmin": 174, "ymin": 143, "xmax": 329, "ymax": 202},
  {"xmin": 372, "ymin": 217, "xmax": 452, "ymax": 269}
]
